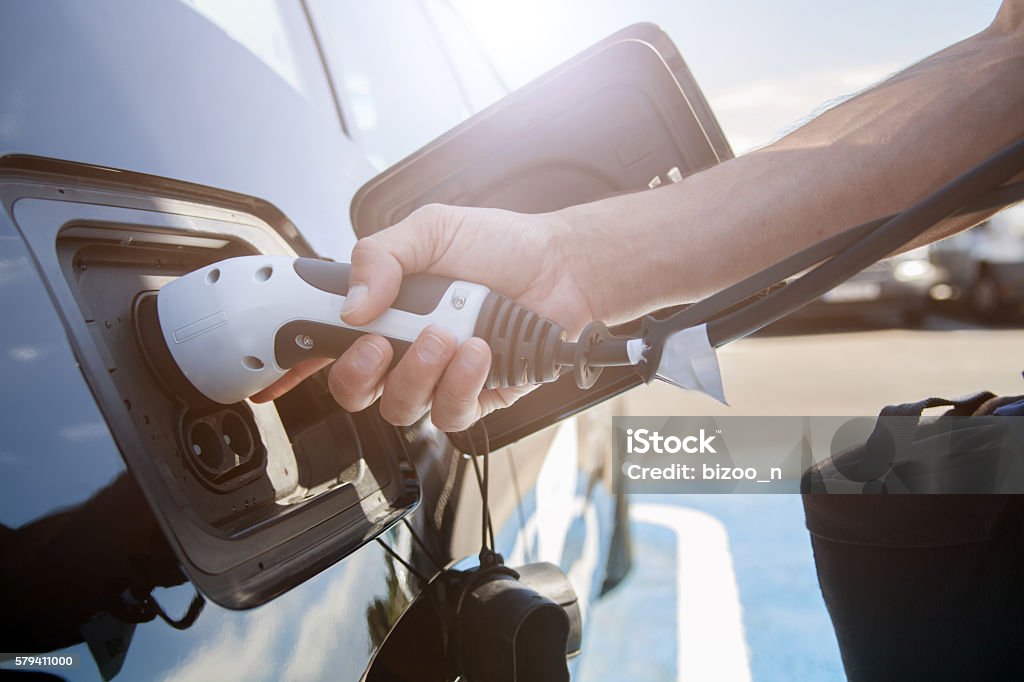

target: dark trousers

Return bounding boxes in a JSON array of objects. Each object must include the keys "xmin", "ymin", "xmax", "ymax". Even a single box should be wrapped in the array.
[
  {"xmin": 803, "ymin": 392, "xmax": 1024, "ymax": 679},
  {"xmin": 803, "ymin": 495, "xmax": 1024, "ymax": 680}
]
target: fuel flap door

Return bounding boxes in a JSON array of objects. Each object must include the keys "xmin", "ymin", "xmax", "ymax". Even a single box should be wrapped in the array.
[{"xmin": 350, "ymin": 23, "xmax": 733, "ymax": 451}]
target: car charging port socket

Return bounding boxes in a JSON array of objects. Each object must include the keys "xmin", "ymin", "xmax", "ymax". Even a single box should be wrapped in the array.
[
  {"xmin": 180, "ymin": 403, "xmax": 265, "ymax": 493},
  {"xmin": 13, "ymin": 161, "xmax": 420, "ymax": 609}
]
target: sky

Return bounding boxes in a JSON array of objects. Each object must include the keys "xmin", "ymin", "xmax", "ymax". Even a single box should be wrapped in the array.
[{"xmin": 450, "ymin": 0, "xmax": 1003, "ymax": 152}]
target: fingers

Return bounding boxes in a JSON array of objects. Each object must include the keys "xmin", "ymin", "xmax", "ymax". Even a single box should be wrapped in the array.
[
  {"xmin": 329, "ymin": 328, "xmax": 493, "ymax": 431},
  {"xmin": 379, "ymin": 326, "xmax": 457, "ymax": 426},
  {"xmin": 430, "ymin": 338, "xmax": 491, "ymax": 432},
  {"xmin": 327, "ymin": 335, "xmax": 394, "ymax": 412},
  {"xmin": 270, "ymin": 330, "xmax": 497, "ymax": 432},
  {"xmin": 342, "ymin": 205, "xmax": 452, "ymax": 326},
  {"xmin": 340, "ymin": 236, "xmax": 404, "ymax": 326},
  {"xmin": 250, "ymin": 357, "xmax": 333, "ymax": 403}
]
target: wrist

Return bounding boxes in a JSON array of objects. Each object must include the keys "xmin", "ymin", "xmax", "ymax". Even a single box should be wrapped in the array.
[{"xmin": 549, "ymin": 203, "xmax": 643, "ymax": 325}]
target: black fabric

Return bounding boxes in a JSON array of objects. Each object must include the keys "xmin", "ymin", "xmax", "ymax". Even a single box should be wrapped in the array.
[{"xmin": 802, "ymin": 392, "xmax": 1024, "ymax": 680}]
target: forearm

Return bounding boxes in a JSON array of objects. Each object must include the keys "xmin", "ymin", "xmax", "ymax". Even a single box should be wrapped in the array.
[{"xmin": 559, "ymin": 6, "xmax": 1024, "ymax": 324}]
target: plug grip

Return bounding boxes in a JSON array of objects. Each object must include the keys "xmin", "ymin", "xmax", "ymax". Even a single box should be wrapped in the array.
[{"xmin": 473, "ymin": 292, "xmax": 566, "ymax": 389}]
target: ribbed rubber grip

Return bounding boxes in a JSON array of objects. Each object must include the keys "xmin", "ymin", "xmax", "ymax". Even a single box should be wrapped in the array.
[{"xmin": 473, "ymin": 292, "xmax": 566, "ymax": 389}]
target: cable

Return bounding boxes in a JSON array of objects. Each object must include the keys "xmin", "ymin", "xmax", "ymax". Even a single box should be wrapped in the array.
[
  {"xmin": 644, "ymin": 179, "xmax": 1024, "ymax": 346},
  {"xmin": 506, "ymin": 449, "xmax": 533, "ymax": 564},
  {"xmin": 483, "ymin": 450, "xmax": 491, "ymax": 552},
  {"xmin": 402, "ymin": 517, "xmax": 445, "ymax": 573},
  {"xmin": 467, "ymin": 454, "xmax": 489, "ymax": 549},
  {"xmin": 656, "ymin": 217, "xmax": 885, "ymax": 331},
  {"xmin": 707, "ymin": 139, "xmax": 1024, "ymax": 346},
  {"xmin": 556, "ymin": 338, "xmax": 632, "ymax": 367},
  {"xmin": 480, "ymin": 421, "xmax": 496, "ymax": 553},
  {"xmin": 378, "ymin": 535, "xmax": 451, "ymax": 654},
  {"xmin": 548, "ymin": 171, "xmax": 1024, "ymax": 381},
  {"xmin": 376, "ymin": 538, "xmax": 430, "ymax": 584},
  {"xmin": 465, "ymin": 425, "xmax": 496, "ymax": 553},
  {"xmin": 482, "ymin": 422, "xmax": 493, "ymax": 553}
]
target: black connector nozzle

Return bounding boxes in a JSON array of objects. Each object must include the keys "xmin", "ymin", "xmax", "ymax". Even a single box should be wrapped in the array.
[{"xmin": 453, "ymin": 561, "xmax": 582, "ymax": 682}]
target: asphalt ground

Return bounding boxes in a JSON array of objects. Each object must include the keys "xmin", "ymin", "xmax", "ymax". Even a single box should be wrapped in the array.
[{"xmin": 577, "ymin": 311, "xmax": 1024, "ymax": 681}]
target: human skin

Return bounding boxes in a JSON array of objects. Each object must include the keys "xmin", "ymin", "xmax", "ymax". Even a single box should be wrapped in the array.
[{"xmin": 253, "ymin": 1, "xmax": 1024, "ymax": 431}]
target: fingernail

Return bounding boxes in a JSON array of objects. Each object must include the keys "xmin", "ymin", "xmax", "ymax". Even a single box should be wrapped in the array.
[
  {"xmin": 341, "ymin": 283, "xmax": 368, "ymax": 319},
  {"xmin": 417, "ymin": 330, "xmax": 447, "ymax": 363},
  {"xmin": 460, "ymin": 342, "xmax": 489, "ymax": 371},
  {"xmin": 353, "ymin": 341, "xmax": 385, "ymax": 372}
]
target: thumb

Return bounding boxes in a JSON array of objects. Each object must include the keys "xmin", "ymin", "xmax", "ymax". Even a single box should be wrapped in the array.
[{"xmin": 341, "ymin": 205, "xmax": 452, "ymax": 326}]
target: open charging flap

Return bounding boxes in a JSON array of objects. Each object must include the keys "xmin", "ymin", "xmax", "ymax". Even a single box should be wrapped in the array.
[
  {"xmin": 351, "ymin": 23, "xmax": 733, "ymax": 450},
  {"xmin": 0, "ymin": 157, "xmax": 419, "ymax": 610}
]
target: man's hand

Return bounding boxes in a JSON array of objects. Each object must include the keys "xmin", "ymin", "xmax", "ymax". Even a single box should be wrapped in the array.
[{"xmin": 252, "ymin": 204, "xmax": 596, "ymax": 432}]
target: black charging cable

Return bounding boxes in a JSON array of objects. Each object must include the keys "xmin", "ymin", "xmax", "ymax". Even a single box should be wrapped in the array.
[
  {"xmin": 465, "ymin": 421, "xmax": 498, "ymax": 561},
  {"xmin": 706, "ymin": 139, "xmax": 1024, "ymax": 346},
  {"xmin": 651, "ymin": 179, "xmax": 1024, "ymax": 339},
  {"xmin": 708, "ymin": 142, "xmax": 1019, "ymax": 346},
  {"xmin": 523, "ymin": 140, "xmax": 1024, "ymax": 389},
  {"xmin": 630, "ymin": 140, "xmax": 1024, "ymax": 381}
]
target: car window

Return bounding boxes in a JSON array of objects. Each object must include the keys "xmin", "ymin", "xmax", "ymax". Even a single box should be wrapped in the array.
[
  {"xmin": 308, "ymin": 0, "xmax": 472, "ymax": 170},
  {"xmin": 421, "ymin": 0, "xmax": 507, "ymax": 112}
]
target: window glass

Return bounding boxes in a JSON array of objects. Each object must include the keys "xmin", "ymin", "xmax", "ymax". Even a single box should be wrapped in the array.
[
  {"xmin": 311, "ymin": 1, "xmax": 470, "ymax": 169},
  {"xmin": 421, "ymin": 0, "xmax": 507, "ymax": 112}
]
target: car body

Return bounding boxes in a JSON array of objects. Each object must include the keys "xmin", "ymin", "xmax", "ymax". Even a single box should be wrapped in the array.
[
  {"xmin": 0, "ymin": 3, "xmax": 731, "ymax": 680},
  {"xmin": 0, "ymin": 3, "xmax": 622, "ymax": 680},
  {"xmin": 928, "ymin": 206, "xmax": 1024, "ymax": 320}
]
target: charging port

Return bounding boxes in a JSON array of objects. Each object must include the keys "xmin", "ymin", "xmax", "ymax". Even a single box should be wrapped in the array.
[
  {"xmin": 53, "ymin": 223, "xmax": 414, "ymax": 603},
  {"xmin": 181, "ymin": 404, "xmax": 265, "ymax": 492},
  {"xmin": 6, "ymin": 162, "xmax": 419, "ymax": 608}
]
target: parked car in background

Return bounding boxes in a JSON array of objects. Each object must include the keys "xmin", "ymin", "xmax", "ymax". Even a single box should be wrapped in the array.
[
  {"xmin": 929, "ymin": 205, "xmax": 1024, "ymax": 321},
  {"xmin": 790, "ymin": 247, "xmax": 938, "ymax": 327}
]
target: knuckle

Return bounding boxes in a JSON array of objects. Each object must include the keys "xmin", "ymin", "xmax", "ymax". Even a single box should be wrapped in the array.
[
  {"xmin": 349, "ymin": 237, "xmax": 379, "ymax": 264},
  {"xmin": 435, "ymin": 382, "xmax": 476, "ymax": 416},
  {"xmin": 328, "ymin": 381, "xmax": 363, "ymax": 411},
  {"xmin": 327, "ymin": 363, "xmax": 377, "ymax": 410},
  {"xmin": 386, "ymin": 360, "xmax": 425, "ymax": 396},
  {"xmin": 330, "ymin": 385, "xmax": 366, "ymax": 412},
  {"xmin": 409, "ymin": 203, "xmax": 446, "ymax": 224},
  {"xmin": 431, "ymin": 411, "xmax": 471, "ymax": 433},
  {"xmin": 339, "ymin": 358, "xmax": 379, "ymax": 391},
  {"xmin": 432, "ymin": 383, "xmax": 479, "ymax": 432},
  {"xmin": 379, "ymin": 370, "xmax": 429, "ymax": 425},
  {"xmin": 379, "ymin": 396, "xmax": 421, "ymax": 426}
]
